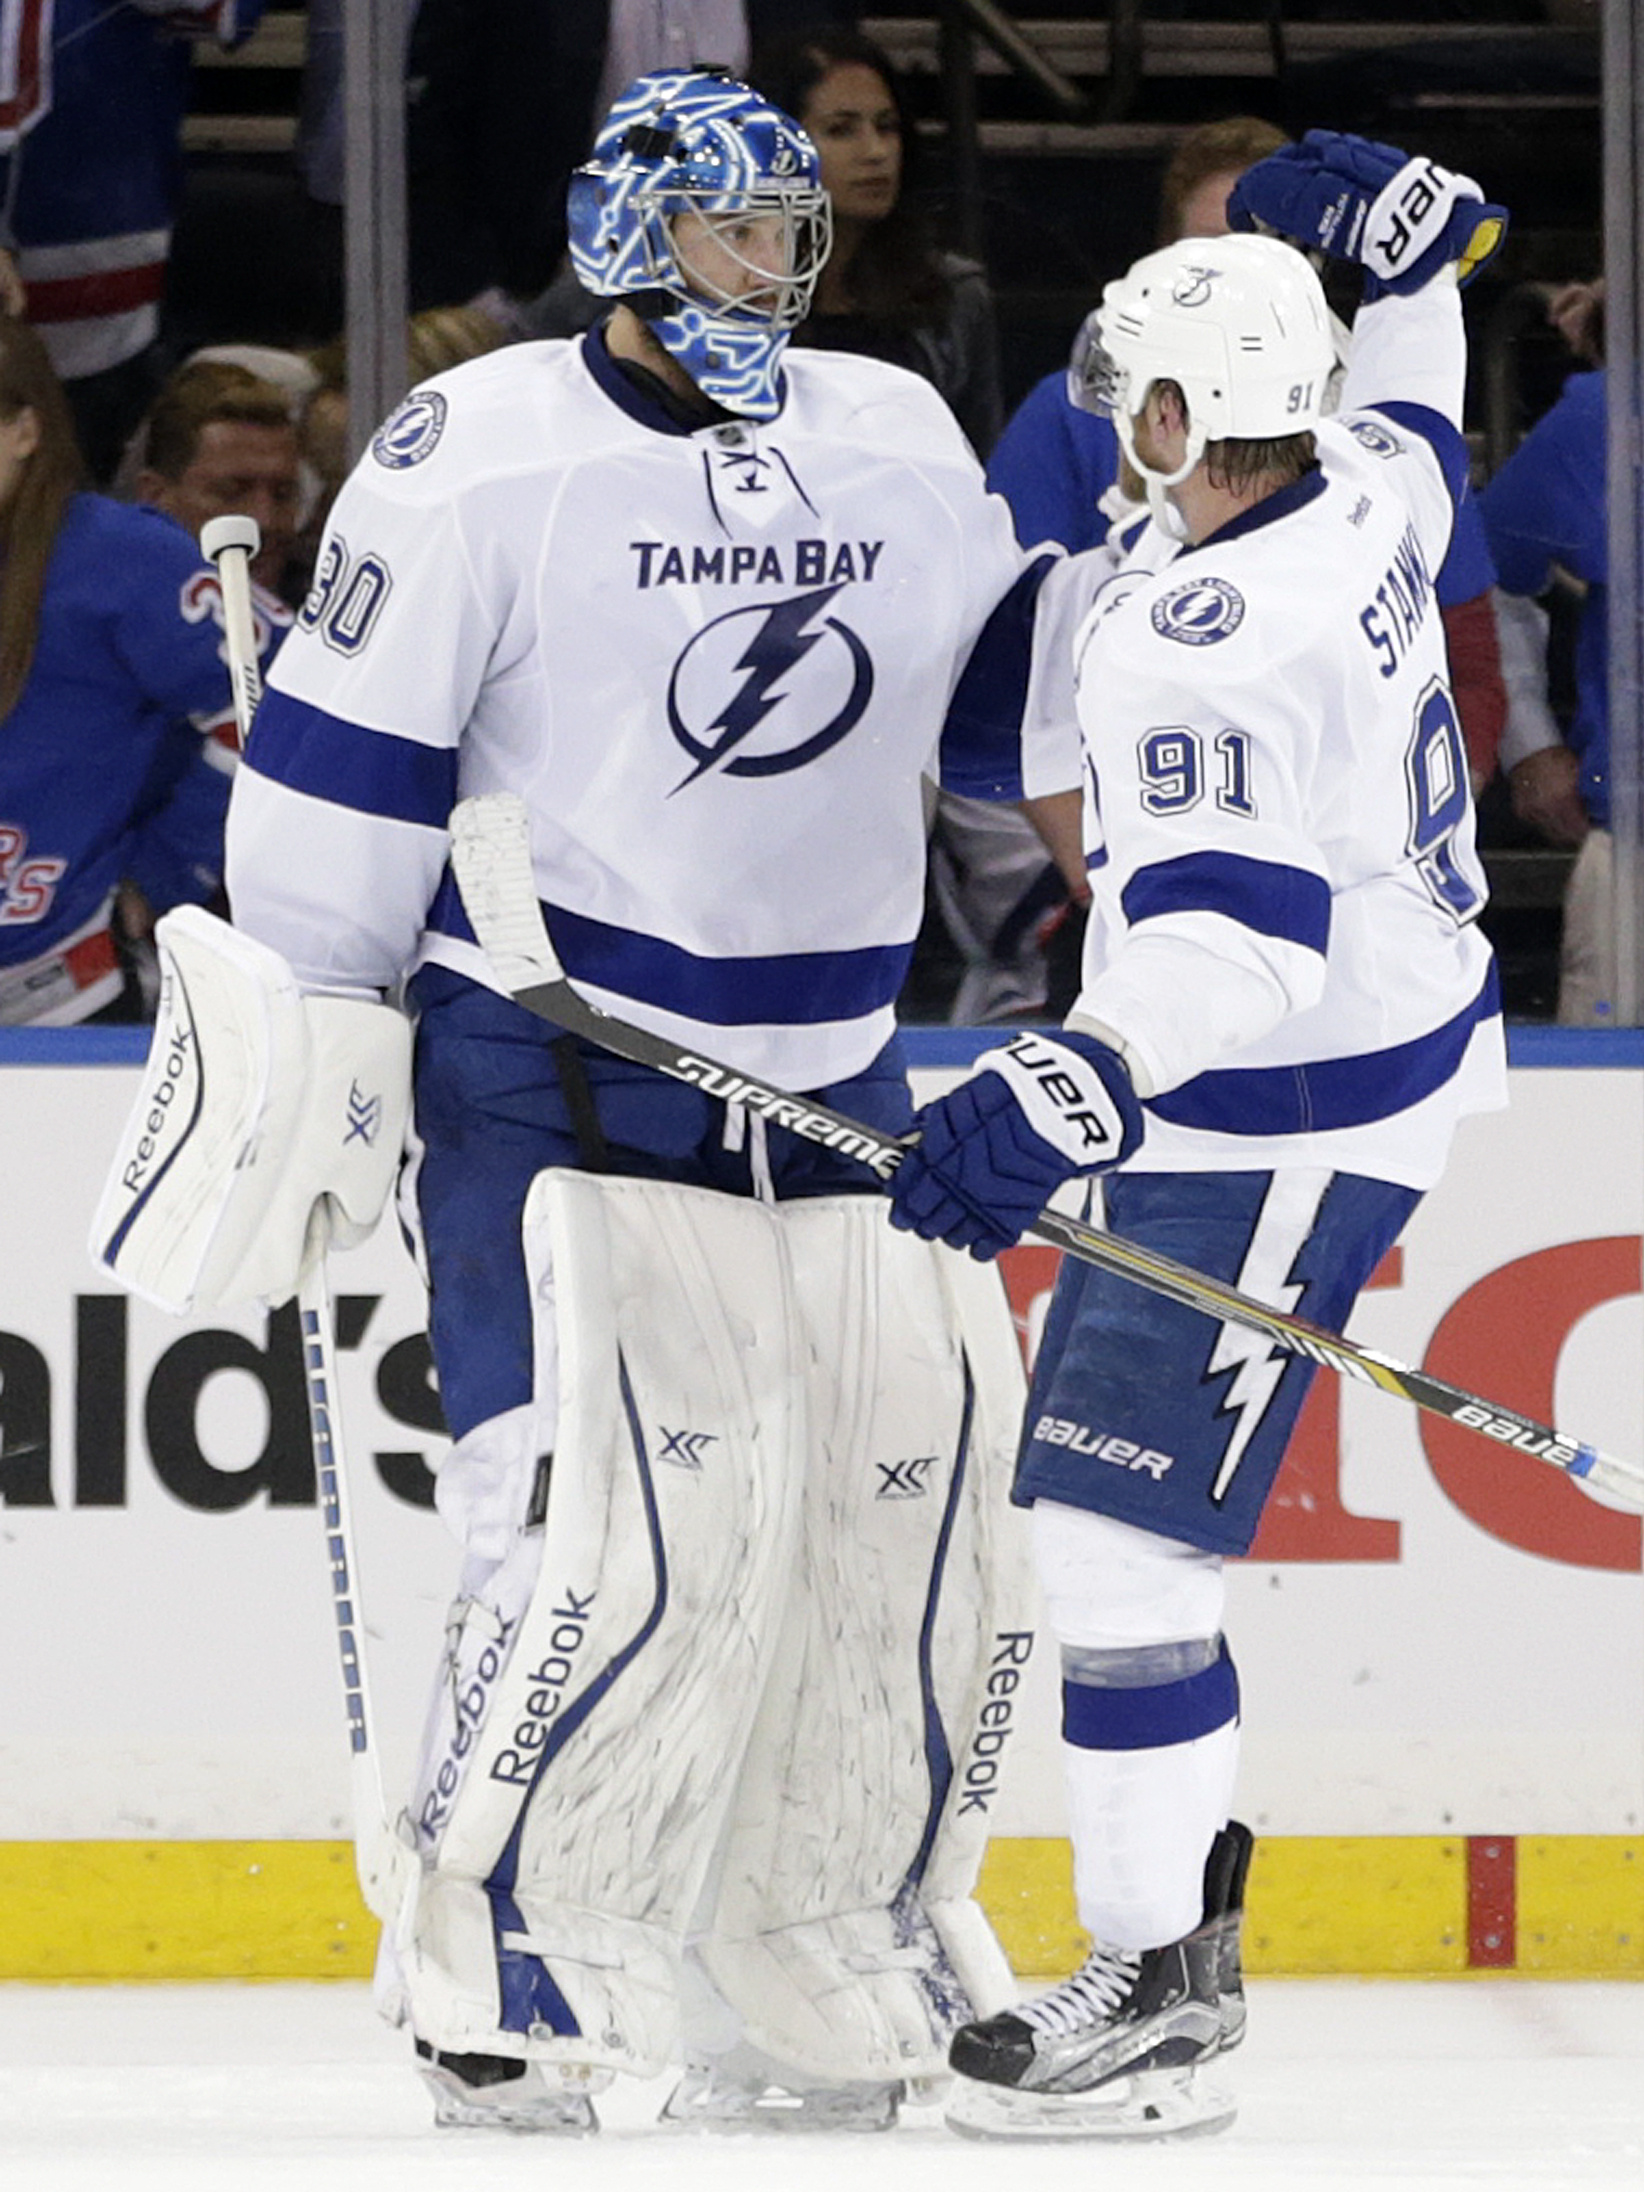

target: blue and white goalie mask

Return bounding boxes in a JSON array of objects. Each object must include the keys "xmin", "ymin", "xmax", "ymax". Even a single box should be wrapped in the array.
[{"xmin": 569, "ymin": 68, "xmax": 832, "ymax": 421}]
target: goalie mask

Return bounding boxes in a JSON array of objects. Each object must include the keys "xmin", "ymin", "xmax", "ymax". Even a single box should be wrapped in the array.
[
  {"xmin": 1068, "ymin": 232, "xmax": 1334, "ymax": 531},
  {"xmin": 568, "ymin": 68, "xmax": 831, "ymax": 421}
]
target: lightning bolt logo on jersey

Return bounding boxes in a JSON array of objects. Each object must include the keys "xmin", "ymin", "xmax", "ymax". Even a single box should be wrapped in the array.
[{"xmin": 667, "ymin": 583, "xmax": 873, "ymax": 788}]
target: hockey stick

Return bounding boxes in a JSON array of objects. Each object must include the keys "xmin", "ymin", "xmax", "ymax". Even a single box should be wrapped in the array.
[
  {"xmin": 450, "ymin": 790, "xmax": 1644, "ymax": 1515},
  {"xmin": 202, "ymin": 515, "xmax": 417, "ymax": 1927}
]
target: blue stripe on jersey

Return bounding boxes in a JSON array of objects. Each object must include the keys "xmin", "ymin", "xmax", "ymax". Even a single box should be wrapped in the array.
[
  {"xmin": 938, "ymin": 553, "xmax": 1058, "ymax": 801},
  {"xmin": 1370, "ymin": 401, "xmax": 1470, "ymax": 503},
  {"xmin": 1147, "ymin": 961, "xmax": 1500, "ymax": 1136},
  {"xmin": 1121, "ymin": 850, "xmax": 1331, "ymax": 954},
  {"xmin": 428, "ymin": 867, "xmax": 911, "ymax": 1026},
  {"xmin": 245, "ymin": 689, "xmax": 457, "ymax": 827}
]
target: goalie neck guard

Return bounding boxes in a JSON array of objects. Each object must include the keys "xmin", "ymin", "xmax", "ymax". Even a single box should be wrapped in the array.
[
  {"xmin": 568, "ymin": 68, "xmax": 831, "ymax": 422},
  {"xmin": 1069, "ymin": 232, "xmax": 1334, "ymax": 524}
]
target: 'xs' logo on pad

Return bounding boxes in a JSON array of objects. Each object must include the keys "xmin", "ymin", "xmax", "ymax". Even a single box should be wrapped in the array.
[
  {"xmin": 659, "ymin": 1428, "xmax": 718, "ymax": 1471},
  {"xmin": 876, "ymin": 1456, "xmax": 937, "ymax": 1499}
]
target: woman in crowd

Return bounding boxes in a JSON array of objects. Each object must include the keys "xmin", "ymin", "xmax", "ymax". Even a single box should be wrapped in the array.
[
  {"xmin": 0, "ymin": 318, "xmax": 246, "ymax": 1025},
  {"xmin": 751, "ymin": 24, "xmax": 1004, "ymax": 456}
]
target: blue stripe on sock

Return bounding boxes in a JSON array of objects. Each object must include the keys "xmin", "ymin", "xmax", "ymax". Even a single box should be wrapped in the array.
[{"xmin": 1062, "ymin": 1641, "xmax": 1239, "ymax": 1752}]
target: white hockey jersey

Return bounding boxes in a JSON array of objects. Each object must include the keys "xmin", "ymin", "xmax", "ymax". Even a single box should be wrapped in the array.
[
  {"xmin": 225, "ymin": 330, "xmax": 1039, "ymax": 1088},
  {"xmin": 1059, "ymin": 285, "xmax": 1506, "ymax": 1190}
]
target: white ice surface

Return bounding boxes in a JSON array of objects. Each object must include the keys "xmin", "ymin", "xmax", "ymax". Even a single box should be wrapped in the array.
[{"xmin": 1, "ymin": 1980, "xmax": 1639, "ymax": 2192}]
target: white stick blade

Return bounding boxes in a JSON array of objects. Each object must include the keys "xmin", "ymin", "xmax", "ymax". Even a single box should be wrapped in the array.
[{"xmin": 449, "ymin": 793, "xmax": 565, "ymax": 987}]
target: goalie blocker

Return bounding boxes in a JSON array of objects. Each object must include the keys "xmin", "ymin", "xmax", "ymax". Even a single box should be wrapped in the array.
[{"xmin": 90, "ymin": 905, "xmax": 410, "ymax": 1313}]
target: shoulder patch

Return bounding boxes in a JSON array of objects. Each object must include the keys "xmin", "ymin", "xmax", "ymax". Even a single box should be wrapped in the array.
[
  {"xmin": 1150, "ymin": 575, "xmax": 1244, "ymax": 647},
  {"xmin": 372, "ymin": 390, "xmax": 448, "ymax": 470},
  {"xmin": 1346, "ymin": 418, "xmax": 1405, "ymax": 461}
]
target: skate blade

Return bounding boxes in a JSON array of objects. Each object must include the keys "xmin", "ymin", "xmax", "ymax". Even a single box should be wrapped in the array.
[
  {"xmin": 420, "ymin": 2065, "xmax": 600, "ymax": 2136},
  {"xmin": 660, "ymin": 2077, "xmax": 902, "ymax": 2134},
  {"xmin": 945, "ymin": 2064, "xmax": 1236, "ymax": 2143}
]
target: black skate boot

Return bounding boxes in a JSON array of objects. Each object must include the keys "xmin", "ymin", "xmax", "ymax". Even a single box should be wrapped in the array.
[
  {"xmin": 413, "ymin": 2039, "xmax": 601, "ymax": 2133},
  {"xmin": 944, "ymin": 1917, "xmax": 1235, "ymax": 2139},
  {"xmin": 1203, "ymin": 1818, "xmax": 1254, "ymax": 2053}
]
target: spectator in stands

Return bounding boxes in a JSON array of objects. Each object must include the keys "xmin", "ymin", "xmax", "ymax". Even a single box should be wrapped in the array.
[
  {"xmin": 988, "ymin": 115, "xmax": 1508, "ymax": 794},
  {"xmin": 402, "ymin": 4, "xmax": 856, "ymax": 322},
  {"xmin": 135, "ymin": 361, "xmax": 303, "ymax": 603},
  {"xmin": 0, "ymin": 2, "xmax": 269, "ymax": 485},
  {"xmin": 749, "ymin": 24, "xmax": 1065, "ymax": 1026},
  {"xmin": 0, "ymin": 319, "xmax": 261, "ymax": 1026},
  {"xmin": 1481, "ymin": 281, "xmax": 1612, "ymax": 1023},
  {"xmin": 751, "ymin": 23, "xmax": 1003, "ymax": 456}
]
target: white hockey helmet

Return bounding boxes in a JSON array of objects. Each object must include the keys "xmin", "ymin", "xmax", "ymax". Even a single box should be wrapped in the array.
[{"xmin": 1069, "ymin": 232, "xmax": 1334, "ymax": 495}]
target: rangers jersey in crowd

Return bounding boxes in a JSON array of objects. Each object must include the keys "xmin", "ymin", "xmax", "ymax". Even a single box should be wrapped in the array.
[
  {"xmin": 1060, "ymin": 288, "xmax": 1506, "ymax": 1189},
  {"xmin": 226, "ymin": 329, "xmax": 1046, "ymax": 1089},
  {"xmin": 0, "ymin": 496, "xmax": 279, "ymax": 1025},
  {"xmin": 0, "ymin": 2, "xmax": 264, "ymax": 381}
]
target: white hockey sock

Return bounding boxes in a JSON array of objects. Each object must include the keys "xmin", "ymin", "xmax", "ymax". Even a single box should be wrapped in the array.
[
  {"xmin": 1031, "ymin": 1500, "xmax": 1239, "ymax": 1952},
  {"xmin": 1062, "ymin": 1715, "xmax": 1240, "ymax": 1951}
]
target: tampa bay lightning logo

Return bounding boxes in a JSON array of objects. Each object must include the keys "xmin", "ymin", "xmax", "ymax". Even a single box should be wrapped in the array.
[
  {"xmin": 371, "ymin": 391, "xmax": 447, "ymax": 469},
  {"xmin": 667, "ymin": 583, "xmax": 873, "ymax": 790},
  {"xmin": 1170, "ymin": 265, "xmax": 1220, "ymax": 307},
  {"xmin": 1347, "ymin": 419, "xmax": 1404, "ymax": 461},
  {"xmin": 1151, "ymin": 576, "xmax": 1245, "ymax": 646}
]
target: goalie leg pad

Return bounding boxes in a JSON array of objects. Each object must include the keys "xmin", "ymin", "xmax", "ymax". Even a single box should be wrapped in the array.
[
  {"xmin": 692, "ymin": 1202, "xmax": 1034, "ymax": 2085},
  {"xmin": 89, "ymin": 905, "xmax": 410, "ymax": 1312},
  {"xmin": 395, "ymin": 1170, "xmax": 808, "ymax": 2078}
]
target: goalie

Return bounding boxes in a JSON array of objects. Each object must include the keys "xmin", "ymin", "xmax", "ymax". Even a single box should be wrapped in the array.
[{"xmin": 94, "ymin": 66, "xmax": 1081, "ymax": 2134}]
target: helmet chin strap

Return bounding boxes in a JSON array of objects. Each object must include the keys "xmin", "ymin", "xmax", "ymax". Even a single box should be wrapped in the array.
[{"xmin": 1115, "ymin": 402, "xmax": 1204, "ymax": 544}]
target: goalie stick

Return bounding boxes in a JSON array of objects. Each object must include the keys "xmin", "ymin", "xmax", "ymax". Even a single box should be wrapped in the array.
[
  {"xmin": 450, "ymin": 790, "xmax": 1644, "ymax": 1515},
  {"xmin": 202, "ymin": 515, "xmax": 417, "ymax": 1927}
]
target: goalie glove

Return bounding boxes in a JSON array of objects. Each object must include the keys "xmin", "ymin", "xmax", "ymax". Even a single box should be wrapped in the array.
[
  {"xmin": 888, "ymin": 1031, "xmax": 1143, "ymax": 1262},
  {"xmin": 1228, "ymin": 129, "xmax": 1507, "ymax": 298}
]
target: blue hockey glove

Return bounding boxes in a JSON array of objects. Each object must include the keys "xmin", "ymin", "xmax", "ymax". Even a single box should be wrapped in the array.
[
  {"xmin": 1228, "ymin": 129, "xmax": 1507, "ymax": 298},
  {"xmin": 888, "ymin": 1031, "xmax": 1143, "ymax": 1262}
]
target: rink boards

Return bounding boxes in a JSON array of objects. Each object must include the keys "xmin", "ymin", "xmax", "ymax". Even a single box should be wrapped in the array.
[{"xmin": 0, "ymin": 1025, "xmax": 1639, "ymax": 1979}]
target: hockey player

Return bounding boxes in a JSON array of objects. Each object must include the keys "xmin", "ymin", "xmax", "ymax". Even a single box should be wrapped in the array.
[
  {"xmin": 189, "ymin": 69, "xmax": 1053, "ymax": 2132},
  {"xmin": 888, "ymin": 133, "xmax": 1510, "ymax": 2138}
]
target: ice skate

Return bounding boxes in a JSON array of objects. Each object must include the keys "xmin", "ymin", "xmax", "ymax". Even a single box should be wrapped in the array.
[
  {"xmin": 413, "ymin": 2040, "xmax": 601, "ymax": 2133},
  {"xmin": 943, "ymin": 1922, "xmax": 1234, "ymax": 2141},
  {"xmin": 660, "ymin": 2039, "xmax": 903, "ymax": 2134}
]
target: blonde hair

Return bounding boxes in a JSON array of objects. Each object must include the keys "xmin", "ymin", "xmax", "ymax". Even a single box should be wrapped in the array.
[
  {"xmin": 142, "ymin": 359, "xmax": 295, "ymax": 482},
  {"xmin": 1158, "ymin": 116, "xmax": 1290, "ymax": 244},
  {"xmin": 0, "ymin": 318, "xmax": 86, "ymax": 720}
]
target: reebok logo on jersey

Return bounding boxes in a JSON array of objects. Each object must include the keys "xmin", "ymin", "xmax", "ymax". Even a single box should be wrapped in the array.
[
  {"xmin": 629, "ymin": 537, "xmax": 884, "ymax": 589},
  {"xmin": 1151, "ymin": 576, "xmax": 1245, "ymax": 646}
]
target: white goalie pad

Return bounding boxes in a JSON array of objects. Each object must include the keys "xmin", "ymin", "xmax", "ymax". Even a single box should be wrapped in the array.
[
  {"xmin": 88, "ymin": 906, "xmax": 410, "ymax": 1313},
  {"xmin": 694, "ymin": 1201, "xmax": 1034, "ymax": 2084},
  {"xmin": 397, "ymin": 1171, "xmax": 809, "ymax": 2078}
]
